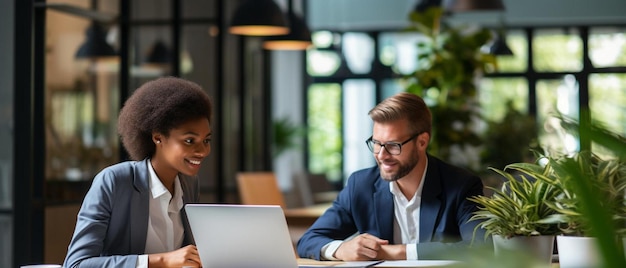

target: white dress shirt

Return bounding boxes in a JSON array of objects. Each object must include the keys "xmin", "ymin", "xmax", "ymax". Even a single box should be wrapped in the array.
[
  {"xmin": 390, "ymin": 166, "xmax": 426, "ymax": 260},
  {"xmin": 136, "ymin": 160, "xmax": 185, "ymax": 268},
  {"xmin": 322, "ymin": 162, "xmax": 427, "ymax": 260}
]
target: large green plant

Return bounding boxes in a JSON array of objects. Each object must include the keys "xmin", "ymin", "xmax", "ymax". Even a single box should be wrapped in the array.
[
  {"xmin": 405, "ymin": 7, "xmax": 495, "ymax": 170},
  {"xmin": 468, "ymin": 166, "xmax": 561, "ymax": 239},
  {"xmin": 507, "ymin": 151, "xmax": 626, "ymax": 236},
  {"xmin": 481, "ymin": 101, "xmax": 538, "ymax": 170}
]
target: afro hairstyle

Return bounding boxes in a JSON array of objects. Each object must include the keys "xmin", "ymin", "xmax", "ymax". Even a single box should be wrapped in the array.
[{"xmin": 117, "ymin": 76, "xmax": 212, "ymax": 160}]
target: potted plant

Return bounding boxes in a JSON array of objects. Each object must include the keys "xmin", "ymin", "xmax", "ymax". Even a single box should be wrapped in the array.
[
  {"xmin": 507, "ymin": 150, "xmax": 626, "ymax": 267},
  {"xmin": 468, "ymin": 165, "xmax": 561, "ymax": 265}
]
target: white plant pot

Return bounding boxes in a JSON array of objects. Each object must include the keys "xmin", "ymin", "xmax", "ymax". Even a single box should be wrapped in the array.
[
  {"xmin": 557, "ymin": 236, "xmax": 602, "ymax": 268},
  {"xmin": 493, "ymin": 235, "xmax": 555, "ymax": 265}
]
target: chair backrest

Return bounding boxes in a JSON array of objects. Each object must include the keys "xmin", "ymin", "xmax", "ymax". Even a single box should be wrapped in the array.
[
  {"xmin": 294, "ymin": 172, "xmax": 338, "ymax": 206},
  {"xmin": 236, "ymin": 172, "xmax": 286, "ymax": 209}
]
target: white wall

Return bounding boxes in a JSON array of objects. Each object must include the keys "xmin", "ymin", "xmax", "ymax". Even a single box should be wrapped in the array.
[{"xmin": 271, "ymin": 51, "xmax": 305, "ymax": 192}]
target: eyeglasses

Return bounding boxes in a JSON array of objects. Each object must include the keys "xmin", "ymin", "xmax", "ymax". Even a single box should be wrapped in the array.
[{"xmin": 365, "ymin": 133, "xmax": 420, "ymax": 156}]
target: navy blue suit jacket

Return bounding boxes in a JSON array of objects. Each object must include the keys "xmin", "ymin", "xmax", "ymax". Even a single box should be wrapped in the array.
[{"xmin": 296, "ymin": 155, "xmax": 488, "ymax": 260}]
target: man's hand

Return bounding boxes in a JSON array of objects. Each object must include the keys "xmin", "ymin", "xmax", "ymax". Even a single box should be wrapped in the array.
[
  {"xmin": 377, "ymin": 244, "xmax": 406, "ymax": 260},
  {"xmin": 334, "ymin": 233, "xmax": 390, "ymax": 261},
  {"xmin": 148, "ymin": 244, "xmax": 202, "ymax": 267}
]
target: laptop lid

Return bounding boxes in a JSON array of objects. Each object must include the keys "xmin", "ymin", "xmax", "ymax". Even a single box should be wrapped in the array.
[{"xmin": 185, "ymin": 204, "xmax": 298, "ymax": 268}]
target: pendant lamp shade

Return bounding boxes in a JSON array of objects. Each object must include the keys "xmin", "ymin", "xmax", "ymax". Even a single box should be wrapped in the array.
[
  {"xmin": 445, "ymin": 0, "xmax": 505, "ymax": 12},
  {"xmin": 414, "ymin": 0, "xmax": 442, "ymax": 12},
  {"xmin": 229, "ymin": 0, "xmax": 289, "ymax": 36},
  {"xmin": 146, "ymin": 40, "xmax": 172, "ymax": 64},
  {"xmin": 75, "ymin": 22, "xmax": 117, "ymax": 59},
  {"xmin": 489, "ymin": 30, "xmax": 514, "ymax": 56},
  {"xmin": 263, "ymin": 12, "xmax": 312, "ymax": 50}
]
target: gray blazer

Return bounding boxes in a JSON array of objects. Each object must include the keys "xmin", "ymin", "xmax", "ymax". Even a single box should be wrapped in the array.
[{"xmin": 63, "ymin": 159, "xmax": 199, "ymax": 268}]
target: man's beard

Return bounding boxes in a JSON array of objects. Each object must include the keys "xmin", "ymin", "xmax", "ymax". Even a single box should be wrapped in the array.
[{"xmin": 377, "ymin": 152, "xmax": 419, "ymax": 182}]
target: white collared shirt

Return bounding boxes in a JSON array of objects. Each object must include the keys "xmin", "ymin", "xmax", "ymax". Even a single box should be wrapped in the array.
[
  {"xmin": 136, "ymin": 159, "xmax": 185, "ymax": 268},
  {"xmin": 390, "ymin": 164, "xmax": 426, "ymax": 260}
]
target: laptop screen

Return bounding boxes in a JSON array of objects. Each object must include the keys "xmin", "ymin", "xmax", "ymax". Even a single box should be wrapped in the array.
[{"xmin": 185, "ymin": 204, "xmax": 298, "ymax": 268}]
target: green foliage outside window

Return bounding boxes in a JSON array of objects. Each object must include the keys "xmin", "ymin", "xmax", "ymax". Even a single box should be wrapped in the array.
[
  {"xmin": 307, "ymin": 84, "xmax": 343, "ymax": 182},
  {"xmin": 533, "ymin": 30, "xmax": 583, "ymax": 72}
]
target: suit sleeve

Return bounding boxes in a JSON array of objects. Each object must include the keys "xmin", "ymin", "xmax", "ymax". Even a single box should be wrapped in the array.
[
  {"xmin": 296, "ymin": 174, "xmax": 361, "ymax": 260},
  {"xmin": 63, "ymin": 170, "xmax": 139, "ymax": 268}
]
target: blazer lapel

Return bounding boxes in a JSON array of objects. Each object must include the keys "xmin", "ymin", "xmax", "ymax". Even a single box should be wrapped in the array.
[
  {"xmin": 179, "ymin": 175, "xmax": 196, "ymax": 245},
  {"xmin": 130, "ymin": 159, "xmax": 150, "ymax": 254},
  {"xmin": 419, "ymin": 155, "xmax": 442, "ymax": 242},
  {"xmin": 374, "ymin": 179, "xmax": 394, "ymax": 241}
]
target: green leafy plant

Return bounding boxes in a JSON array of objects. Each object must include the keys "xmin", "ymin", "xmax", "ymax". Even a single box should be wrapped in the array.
[
  {"xmin": 468, "ymin": 166, "xmax": 561, "ymax": 239},
  {"xmin": 272, "ymin": 117, "xmax": 305, "ymax": 158},
  {"xmin": 481, "ymin": 101, "xmax": 538, "ymax": 170},
  {"xmin": 404, "ymin": 7, "xmax": 495, "ymax": 171},
  {"xmin": 506, "ymin": 151, "xmax": 626, "ymax": 237}
]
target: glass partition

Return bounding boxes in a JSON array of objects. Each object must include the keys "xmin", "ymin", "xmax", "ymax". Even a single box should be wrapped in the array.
[
  {"xmin": 533, "ymin": 28, "xmax": 582, "ymax": 72},
  {"xmin": 589, "ymin": 27, "xmax": 626, "ymax": 68},
  {"xmin": 491, "ymin": 29, "xmax": 528, "ymax": 73},
  {"xmin": 536, "ymin": 76, "xmax": 580, "ymax": 154},
  {"xmin": 479, "ymin": 77, "xmax": 529, "ymax": 122},
  {"xmin": 590, "ymin": 73, "xmax": 626, "ymax": 157},
  {"xmin": 343, "ymin": 79, "xmax": 376, "ymax": 180},
  {"xmin": 307, "ymin": 83, "xmax": 342, "ymax": 182},
  {"xmin": 45, "ymin": 1, "xmax": 120, "ymax": 203}
]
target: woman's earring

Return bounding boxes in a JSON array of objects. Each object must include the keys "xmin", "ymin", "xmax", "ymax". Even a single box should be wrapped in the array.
[{"xmin": 156, "ymin": 140, "xmax": 161, "ymax": 144}]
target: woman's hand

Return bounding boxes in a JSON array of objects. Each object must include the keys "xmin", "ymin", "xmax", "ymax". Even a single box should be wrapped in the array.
[{"xmin": 148, "ymin": 244, "xmax": 202, "ymax": 267}]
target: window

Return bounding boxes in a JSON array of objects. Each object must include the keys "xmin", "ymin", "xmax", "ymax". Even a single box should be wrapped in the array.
[
  {"xmin": 306, "ymin": 26, "xmax": 626, "ymax": 183},
  {"xmin": 307, "ymin": 84, "xmax": 342, "ymax": 182}
]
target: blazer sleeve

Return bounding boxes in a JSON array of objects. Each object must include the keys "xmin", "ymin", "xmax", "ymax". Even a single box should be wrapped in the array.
[
  {"xmin": 297, "ymin": 169, "xmax": 377, "ymax": 260},
  {"xmin": 63, "ymin": 166, "xmax": 141, "ymax": 268}
]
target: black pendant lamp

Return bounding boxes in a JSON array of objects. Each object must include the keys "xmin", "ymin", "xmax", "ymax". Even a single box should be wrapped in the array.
[
  {"xmin": 263, "ymin": 1, "xmax": 311, "ymax": 50},
  {"xmin": 146, "ymin": 39, "xmax": 172, "ymax": 64},
  {"xmin": 489, "ymin": 33, "xmax": 514, "ymax": 56},
  {"xmin": 229, "ymin": 0, "xmax": 289, "ymax": 36},
  {"xmin": 414, "ymin": 0, "xmax": 442, "ymax": 12},
  {"xmin": 75, "ymin": 22, "xmax": 117, "ymax": 59},
  {"xmin": 445, "ymin": 0, "xmax": 505, "ymax": 12},
  {"xmin": 490, "ymin": 19, "xmax": 514, "ymax": 56}
]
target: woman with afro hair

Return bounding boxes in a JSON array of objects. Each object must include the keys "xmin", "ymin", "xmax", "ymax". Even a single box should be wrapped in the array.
[{"xmin": 64, "ymin": 77, "xmax": 212, "ymax": 268}]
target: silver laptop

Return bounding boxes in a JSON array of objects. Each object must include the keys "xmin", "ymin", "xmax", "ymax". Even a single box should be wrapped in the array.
[{"xmin": 185, "ymin": 204, "xmax": 299, "ymax": 268}]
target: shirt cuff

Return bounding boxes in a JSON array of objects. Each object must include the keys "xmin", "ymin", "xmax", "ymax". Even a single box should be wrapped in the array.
[
  {"xmin": 321, "ymin": 240, "xmax": 344, "ymax": 260},
  {"xmin": 136, "ymin": 254, "xmax": 148, "ymax": 268},
  {"xmin": 406, "ymin": 243, "xmax": 418, "ymax": 260}
]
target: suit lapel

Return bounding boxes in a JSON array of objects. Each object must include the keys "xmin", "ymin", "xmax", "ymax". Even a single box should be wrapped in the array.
[
  {"xmin": 374, "ymin": 179, "xmax": 394, "ymax": 241},
  {"xmin": 419, "ymin": 155, "xmax": 442, "ymax": 242},
  {"xmin": 179, "ymin": 175, "xmax": 195, "ymax": 245},
  {"xmin": 130, "ymin": 159, "xmax": 150, "ymax": 254}
]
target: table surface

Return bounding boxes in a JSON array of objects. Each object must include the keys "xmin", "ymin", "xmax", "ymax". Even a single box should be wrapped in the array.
[{"xmin": 285, "ymin": 202, "xmax": 332, "ymax": 218}]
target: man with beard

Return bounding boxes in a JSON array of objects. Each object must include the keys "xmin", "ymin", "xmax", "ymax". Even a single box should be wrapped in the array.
[{"xmin": 296, "ymin": 92, "xmax": 488, "ymax": 261}]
